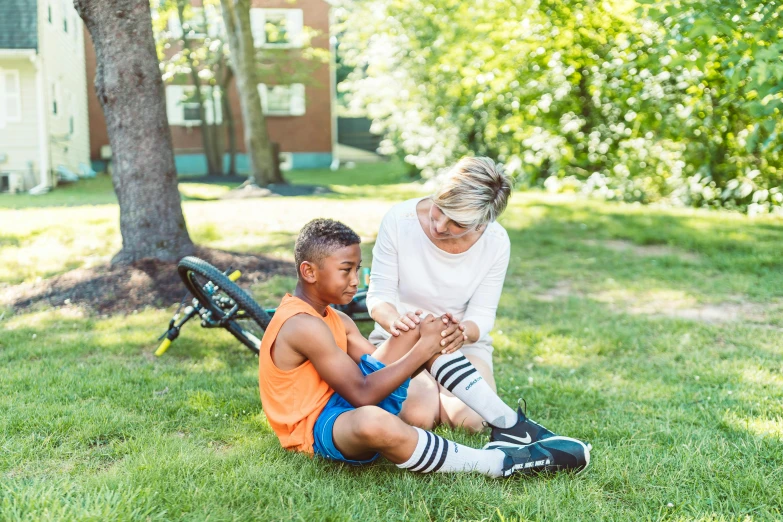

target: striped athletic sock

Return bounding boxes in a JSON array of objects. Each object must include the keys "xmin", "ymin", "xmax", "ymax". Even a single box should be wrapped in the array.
[
  {"xmin": 396, "ymin": 427, "xmax": 505, "ymax": 477},
  {"xmin": 430, "ymin": 351, "xmax": 517, "ymax": 428}
]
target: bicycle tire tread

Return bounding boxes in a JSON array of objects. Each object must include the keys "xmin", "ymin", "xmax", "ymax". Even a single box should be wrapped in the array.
[{"xmin": 177, "ymin": 256, "xmax": 272, "ymax": 353}]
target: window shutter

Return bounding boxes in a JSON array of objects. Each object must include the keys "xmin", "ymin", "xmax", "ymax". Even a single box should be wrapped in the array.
[
  {"xmin": 249, "ymin": 8, "xmax": 265, "ymax": 47},
  {"xmin": 203, "ymin": 91, "xmax": 214, "ymax": 124},
  {"xmin": 287, "ymin": 9, "xmax": 304, "ymax": 47},
  {"xmin": 201, "ymin": 86, "xmax": 222, "ymax": 124},
  {"xmin": 168, "ymin": 12, "xmax": 183, "ymax": 38},
  {"xmin": 257, "ymin": 83, "xmax": 268, "ymax": 114},
  {"xmin": 4, "ymin": 71, "xmax": 21, "ymax": 122},
  {"xmin": 290, "ymin": 84, "xmax": 306, "ymax": 116},
  {"xmin": 166, "ymin": 85, "xmax": 185, "ymax": 125},
  {"xmin": 212, "ymin": 88, "xmax": 223, "ymax": 124}
]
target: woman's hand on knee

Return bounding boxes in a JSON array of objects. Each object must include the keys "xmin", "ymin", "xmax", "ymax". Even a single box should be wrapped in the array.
[
  {"xmin": 389, "ymin": 309, "xmax": 423, "ymax": 336},
  {"xmin": 440, "ymin": 323, "xmax": 468, "ymax": 354},
  {"xmin": 438, "ymin": 319, "xmax": 467, "ymax": 354}
]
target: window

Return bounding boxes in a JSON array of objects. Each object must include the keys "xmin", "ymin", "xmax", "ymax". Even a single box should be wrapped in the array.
[
  {"xmin": 250, "ymin": 9, "xmax": 303, "ymax": 48},
  {"xmin": 187, "ymin": 7, "xmax": 207, "ymax": 37},
  {"xmin": 258, "ymin": 84, "xmax": 305, "ymax": 116},
  {"xmin": 165, "ymin": 85, "xmax": 222, "ymax": 125},
  {"xmin": 0, "ymin": 69, "xmax": 22, "ymax": 128},
  {"xmin": 68, "ymin": 93, "xmax": 75, "ymax": 134},
  {"xmin": 182, "ymin": 103, "xmax": 200, "ymax": 122},
  {"xmin": 51, "ymin": 83, "xmax": 59, "ymax": 115},
  {"xmin": 61, "ymin": 0, "xmax": 68, "ymax": 32},
  {"xmin": 263, "ymin": 12, "xmax": 289, "ymax": 45},
  {"xmin": 1, "ymin": 70, "xmax": 22, "ymax": 127}
]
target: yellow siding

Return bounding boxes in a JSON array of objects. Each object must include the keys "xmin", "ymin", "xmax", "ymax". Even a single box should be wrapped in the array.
[{"xmin": 0, "ymin": 57, "xmax": 40, "ymax": 187}]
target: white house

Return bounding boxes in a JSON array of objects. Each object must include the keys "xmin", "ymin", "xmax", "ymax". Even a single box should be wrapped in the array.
[{"xmin": 0, "ymin": 0, "xmax": 89, "ymax": 193}]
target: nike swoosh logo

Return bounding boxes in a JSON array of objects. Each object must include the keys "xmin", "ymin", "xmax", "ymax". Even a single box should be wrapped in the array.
[{"xmin": 502, "ymin": 432, "xmax": 532, "ymax": 444}]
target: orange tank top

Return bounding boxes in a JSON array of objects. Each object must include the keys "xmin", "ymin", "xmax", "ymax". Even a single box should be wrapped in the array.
[{"xmin": 258, "ymin": 293, "xmax": 347, "ymax": 454}]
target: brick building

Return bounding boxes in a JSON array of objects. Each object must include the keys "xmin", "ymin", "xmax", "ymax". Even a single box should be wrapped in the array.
[{"xmin": 85, "ymin": 0, "xmax": 335, "ymax": 175}]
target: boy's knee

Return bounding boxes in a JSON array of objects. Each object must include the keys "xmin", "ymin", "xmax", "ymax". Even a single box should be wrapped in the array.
[
  {"xmin": 399, "ymin": 402, "xmax": 437, "ymax": 431},
  {"xmin": 352, "ymin": 406, "xmax": 396, "ymax": 443}
]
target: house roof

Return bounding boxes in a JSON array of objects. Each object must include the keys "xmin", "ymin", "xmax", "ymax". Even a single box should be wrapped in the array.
[{"xmin": 0, "ymin": 0, "xmax": 38, "ymax": 50}]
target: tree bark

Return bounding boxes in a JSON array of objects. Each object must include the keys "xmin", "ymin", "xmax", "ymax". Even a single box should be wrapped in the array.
[
  {"xmin": 75, "ymin": 0, "xmax": 194, "ymax": 264},
  {"xmin": 206, "ymin": 86, "xmax": 226, "ymax": 173},
  {"xmin": 220, "ymin": 0, "xmax": 278, "ymax": 186},
  {"xmin": 221, "ymin": 67, "xmax": 238, "ymax": 175}
]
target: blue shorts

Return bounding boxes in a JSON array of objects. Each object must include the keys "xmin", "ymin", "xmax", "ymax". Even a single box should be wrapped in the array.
[{"xmin": 312, "ymin": 354, "xmax": 410, "ymax": 465}]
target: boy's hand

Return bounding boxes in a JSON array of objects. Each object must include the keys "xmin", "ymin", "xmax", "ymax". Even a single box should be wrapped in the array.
[{"xmin": 417, "ymin": 314, "xmax": 447, "ymax": 356}]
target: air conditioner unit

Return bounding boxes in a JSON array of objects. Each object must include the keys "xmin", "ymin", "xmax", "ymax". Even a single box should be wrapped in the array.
[
  {"xmin": 0, "ymin": 172, "xmax": 23, "ymax": 193},
  {"xmin": 279, "ymin": 152, "xmax": 293, "ymax": 171}
]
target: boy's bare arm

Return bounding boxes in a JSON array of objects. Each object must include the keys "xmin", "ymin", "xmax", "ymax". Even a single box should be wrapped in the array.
[
  {"xmin": 281, "ymin": 314, "xmax": 444, "ymax": 407},
  {"xmin": 335, "ymin": 310, "xmax": 421, "ymax": 363}
]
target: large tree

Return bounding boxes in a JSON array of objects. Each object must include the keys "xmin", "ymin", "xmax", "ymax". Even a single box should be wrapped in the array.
[
  {"xmin": 220, "ymin": 0, "xmax": 283, "ymax": 186},
  {"xmin": 75, "ymin": 0, "xmax": 195, "ymax": 263}
]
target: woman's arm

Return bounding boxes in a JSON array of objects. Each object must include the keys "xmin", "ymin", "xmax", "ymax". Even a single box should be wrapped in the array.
[
  {"xmin": 370, "ymin": 301, "xmax": 425, "ymax": 337},
  {"xmin": 461, "ymin": 238, "xmax": 511, "ymax": 341},
  {"xmin": 367, "ymin": 208, "xmax": 425, "ymax": 336}
]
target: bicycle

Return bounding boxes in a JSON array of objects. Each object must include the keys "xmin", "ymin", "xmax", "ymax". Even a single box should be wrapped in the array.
[{"xmin": 155, "ymin": 256, "xmax": 370, "ymax": 356}]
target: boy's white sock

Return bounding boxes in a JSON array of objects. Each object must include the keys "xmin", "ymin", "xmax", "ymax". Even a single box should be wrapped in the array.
[
  {"xmin": 430, "ymin": 351, "xmax": 517, "ymax": 428},
  {"xmin": 397, "ymin": 427, "xmax": 505, "ymax": 478}
]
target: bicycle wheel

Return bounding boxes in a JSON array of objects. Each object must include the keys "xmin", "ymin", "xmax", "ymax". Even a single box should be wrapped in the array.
[{"xmin": 177, "ymin": 256, "xmax": 272, "ymax": 354}]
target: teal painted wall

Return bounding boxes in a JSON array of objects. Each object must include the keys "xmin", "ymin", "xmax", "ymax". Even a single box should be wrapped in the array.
[
  {"xmin": 290, "ymin": 153, "xmax": 332, "ymax": 170},
  {"xmin": 92, "ymin": 152, "xmax": 332, "ymax": 176},
  {"xmin": 176, "ymin": 153, "xmax": 331, "ymax": 175}
]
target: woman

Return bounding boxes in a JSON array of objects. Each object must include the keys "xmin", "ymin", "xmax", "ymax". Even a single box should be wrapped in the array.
[{"xmin": 366, "ymin": 156, "xmax": 512, "ymax": 431}]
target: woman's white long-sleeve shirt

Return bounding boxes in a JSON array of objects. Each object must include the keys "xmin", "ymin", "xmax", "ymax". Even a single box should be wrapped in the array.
[{"xmin": 366, "ymin": 197, "xmax": 511, "ymax": 347}]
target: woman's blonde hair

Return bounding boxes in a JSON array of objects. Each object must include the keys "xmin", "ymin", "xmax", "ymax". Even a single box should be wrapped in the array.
[{"xmin": 431, "ymin": 157, "xmax": 513, "ymax": 228}]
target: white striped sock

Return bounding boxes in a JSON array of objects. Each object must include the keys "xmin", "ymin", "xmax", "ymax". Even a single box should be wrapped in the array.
[
  {"xmin": 430, "ymin": 351, "xmax": 517, "ymax": 428},
  {"xmin": 397, "ymin": 427, "xmax": 505, "ymax": 477}
]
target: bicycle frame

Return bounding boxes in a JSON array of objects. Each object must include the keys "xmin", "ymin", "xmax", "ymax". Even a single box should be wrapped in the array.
[{"xmin": 156, "ymin": 264, "xmax": 372, "ymax": 356}]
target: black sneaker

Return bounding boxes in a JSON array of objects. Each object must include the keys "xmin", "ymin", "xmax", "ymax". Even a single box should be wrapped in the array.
[
  {"xmin": 487, "ymin": 437, "xmax": 591, "ymax": 477},
  {"xmin": 489, "ymin": 401, "xmax": 556, "ymax": 445}
]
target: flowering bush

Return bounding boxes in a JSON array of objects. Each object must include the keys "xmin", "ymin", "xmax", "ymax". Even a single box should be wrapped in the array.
[{"xmin": 338, "ymin": 0, "xmax": 783, "ymax": 215}]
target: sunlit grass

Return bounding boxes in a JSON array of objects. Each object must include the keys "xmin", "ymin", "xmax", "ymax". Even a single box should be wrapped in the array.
[{"xmin": 1, "ymin": 164, "xmax": 783, "ymax": 520}]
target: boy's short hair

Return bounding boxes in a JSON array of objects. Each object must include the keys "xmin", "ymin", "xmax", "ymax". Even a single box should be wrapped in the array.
[{"xmin": 294, "ymin": 219, "xmax": 361, "ymax": 277}]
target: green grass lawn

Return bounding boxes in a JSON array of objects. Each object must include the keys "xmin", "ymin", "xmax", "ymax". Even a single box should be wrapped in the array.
[{"xmin": 1, "ymin": 164, "xmax": 782, "ymax": 520}]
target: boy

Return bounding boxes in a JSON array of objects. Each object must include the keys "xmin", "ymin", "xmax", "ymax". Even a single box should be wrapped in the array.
[{"xmin": 258, "ymin": 219, "xmax": 590, "ymax": 477}]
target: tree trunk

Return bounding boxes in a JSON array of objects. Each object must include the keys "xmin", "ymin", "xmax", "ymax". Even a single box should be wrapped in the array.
[
  {"xmin": 221, "ymin": 68, "xmax": 238, "ymax": 175},
  {"xmin": 206, "ymin": 86, "xmax": 226, "ymax": 174},
  {"xmin": 75, "ymin": 0, "xmax": 194, "ymax": 264},
  {"xmin": 220, "ymin": 0, "xmax": 278, "ymax": 186}
]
